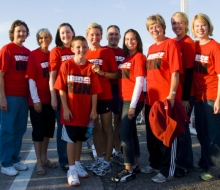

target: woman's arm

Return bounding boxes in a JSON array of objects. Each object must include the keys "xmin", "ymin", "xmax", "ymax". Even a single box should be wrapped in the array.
[
  {"xmin": 0, "ymin": 72, "xmax": 7, "ymax": 112},
  {"xmin": 90, "ymin": 94, "xmax": 98, "ymax": 120},
  {"xmin": 29, "ymin": 79, "xmax": 42, "ymax": 113},
  {"xmin": 214, "ymin": 75, "xmax": 220, "ymax": 114},
  {"xmin": 49, "ymin": 70, "xmax": 58, "ymax": 110},
  {"xmin": 92, "ymin": 64, "xmax": 118, "ymax": 79}
]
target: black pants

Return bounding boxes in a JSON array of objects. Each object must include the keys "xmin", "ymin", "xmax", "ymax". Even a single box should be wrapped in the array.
[{"xmin": 145, "ymin": 104, "xmax": 177, "ymax": 178}]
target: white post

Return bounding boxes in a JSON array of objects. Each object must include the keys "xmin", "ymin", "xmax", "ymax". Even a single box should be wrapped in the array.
[{"xmin": 180, "ymin": 0, "xmax": 188, "ymax": 16}]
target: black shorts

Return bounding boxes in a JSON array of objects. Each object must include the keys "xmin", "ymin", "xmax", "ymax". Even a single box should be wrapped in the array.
[
  {"xmin": 111, "ymin": 84, "xmax": 120, "ymax": 115},
  {"xmin": 29, "ymin": 104, "xmax": 56, "ymax": 141},
  {"xmin": 97, "ymin": 99, "xmax": 112, "ymax": 114},
  {"xmin": 62, "ymin": 125, "xmax": 88, "ymax": 143}
]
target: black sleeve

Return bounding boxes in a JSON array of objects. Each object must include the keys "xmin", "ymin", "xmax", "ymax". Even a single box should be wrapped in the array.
[{"xmin": 182, "ymin": 67, "xmax": 194, "ymax": 101}]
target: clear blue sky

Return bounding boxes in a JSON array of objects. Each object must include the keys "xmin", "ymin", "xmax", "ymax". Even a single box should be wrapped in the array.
[{"xmin": 0, "ymin": 0, "xmax": 219, "ymax": 53}]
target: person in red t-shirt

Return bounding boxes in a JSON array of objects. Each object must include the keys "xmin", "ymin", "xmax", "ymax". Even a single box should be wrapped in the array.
[
  {"xmin": 0, "ymin": 20, "xmax": 30, "ymax": 176},
  {"xmin": 191, "ymin": 13, "xmax": 220, "ymax": 181},
  {"xmin": 112, "ymin": 29, "xmax": 146, "ymax": 183},
  {"xmin": 49, "ymin": 23, "xmax": 75, "ymax": 171},
  {"xmin": 54, "ymin": 36, "xmax": 102, "ymax": 186},
  {"xmin": 85, "ymin": 22, "xmax": 118, "ymax": 176},
  {"xmin": 142, "ymin": 14, "xmax": 182, "ymax": 183},
  {"xmin": 171, "ymin": 12, "xmax": 196, "ymax": 177},
  {"xmin": 26, "ymin": 28, "xmax": 56, "ymax": 175},
  {"xmin": 105, "ymin": 25, "xmax": 125, "ymax": 165}
]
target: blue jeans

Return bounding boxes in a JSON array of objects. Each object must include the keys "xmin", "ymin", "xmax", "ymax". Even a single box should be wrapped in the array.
[
  {"xmin": 120, "ymin": 101, "xmax": 144, "ymax": 166},
  {"xmin": 176, "ymin": 97, "xmax": 195, "ymax": 171},
  {"xmin": 55, "ymin": 97, "xmax": 68, "ymax": 166},
  {"xmin": 0, "ymin": 96, "xmax": 28, "ymax": 167},
  {"xmin": 195, "ymin": 100, "xmax": 220, "ymax": 177}
]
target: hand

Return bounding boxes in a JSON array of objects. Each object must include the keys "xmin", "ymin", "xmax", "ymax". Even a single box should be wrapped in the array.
[
  {"xmin": 92, "ymin": 65, "xmax": 102, "ymax": 75},
  {"xmin": 34, "ymin": 102, "xmax": 42, "ymax": 113},
  {"xmin": 214, "ymin": 99, "xmax": 220, "ymax": 114},
  {"xmin": 128, "ymin": 108, "xmax": 135, "ymax": 120},
  {"xmin": 182, "ymin": 101, "xmax": 190, "ymax": 113},
  {"xmin": 0, "ymin": 97, "xmax": 7, "ymax": 113},
  {"xmin": 166, "ymin": 95, "xmax": 175, "ymax": 108},
  {"xmin": 51, "ymin": 96, "xmax": 58, "ymax": 110},
  {"xmin": 63, "ymin": 108, "xmax": 73, "ymax": 122},
  {"xmin": 90, "ymin": 110, "xmax": 98, "ymax": 120}
]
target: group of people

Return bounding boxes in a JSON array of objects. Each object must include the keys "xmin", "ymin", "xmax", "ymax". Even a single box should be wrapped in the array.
[{"xmin": 0, "ymin": 11, "xmax": 220, "ymax": 187}]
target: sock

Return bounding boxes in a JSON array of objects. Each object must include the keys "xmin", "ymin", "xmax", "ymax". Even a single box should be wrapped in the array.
[
  {"xmin": 98, "ymin": 157, "xmax": 104, "ymax": 162},
  {"xmin": 103, "ymin": 161, "xmax": 110, "ymax": 166},
  {"xmin": 75, "ymin": 161, "xmax": 81, "ymax": 166},
  {"xmin": 69, "ymin": 165, "xmax": 76, "ymax": 171},
  {"xmin": 133, "ymin": 164, "xmax": 138, "ymax": 169}
]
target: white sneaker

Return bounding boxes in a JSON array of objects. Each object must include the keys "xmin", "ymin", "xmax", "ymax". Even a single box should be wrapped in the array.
[
  {"xmin": 76, "ymin": 164, "xmax": 89, "ymax": 178},
  {"xmin": 14, "ymin": 162, "xmax": 28, "ymax": 171},
  {"xmin": 141, "ymin": 165, "xmax": 159, "ymax": 173},
  {"xmin": 1, "ymin": 166, "xmax": 18, "ymax": 176},
  {"xmin": 151, "ymin": 173, "xmax": 173, "ymax": 183},
  {"xmin": 67, "ymin": 169, "xmax": 80, "ymax": 186}
]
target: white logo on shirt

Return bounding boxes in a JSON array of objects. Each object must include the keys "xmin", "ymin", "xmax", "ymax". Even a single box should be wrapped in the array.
[
  {"xmin": 68, "ymin": 75, "xmax": 91, "ymax": 84},
  {"xmin": 147, "ymin": 52, "xmax": 165, "ymax": 60},
  {"xmin": 88, "ymin": 59, "xmax": 103, "ymax": 65},
  {"xmin": 41, "ymin": 62, "xmax": 48, "ymax": 68},
  {"xmin": 62, "ymin": 55, "xmax": 74, "ymax": 62},
  {"xmin": 195, "ymin": 54, "xmax": 209, "ymax": 63},
  {"xmin": 118, "ymin": 62, "xmax": 131, "ymax": 69},
  {"xmin": 14, "ymin": 55, "xmax": 28, "ymax": 61},
  {"xmin": 115, "ymin": 56, "xmax": 125, "ymax": 62}
]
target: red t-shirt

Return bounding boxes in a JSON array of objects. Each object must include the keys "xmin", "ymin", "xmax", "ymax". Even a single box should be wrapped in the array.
[
  {"xmin": 54, "ymin": 59, "xmax": 102, "ymax": 126},
  {"xmin": 118, "ymin": 52, "xmax": 146, "ymax": 101},
  {"xmin": 0, "ymin": 42, "xmax": 30, "ymax": 96},
  {"xmin": 146, "ymin": 38, "xmax": 182, "ymax": 106},
  {"xmin": 26, "ymin": 48, "xmax": 51, "ymax": 105},
  {"xmin": 86, "ymin": 47, "xmax": 118, "ymax": 100},
  {"xmin": 176, "ymin": 35, "xmax": 196, "ymax": 91},
  {"xmin": 104, "ymin": 46, "xmax": 125, "ymax": 84},
  {"xmin": 193, "ymin": 39, "xmax": 220, "ymax": 101}
]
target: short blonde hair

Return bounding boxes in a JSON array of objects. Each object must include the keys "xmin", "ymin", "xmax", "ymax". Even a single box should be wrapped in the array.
[
  {"xmin": 172, "ymin": 12, "xmax": 189, "ymax": 33},
  {"xmin": 86, "ymin": 22, "xmax": 103, "ymax": 36},
  {"xmin": 146, "ymin": 14, "xmax": 166, "ymax": 33},
  {"xmin": 36, "ymin": 28, "xmax": 52, "ymax": 46},
  {"xmin": 191, "ymin": 13, "xmax": 214, "ymax": 38}
]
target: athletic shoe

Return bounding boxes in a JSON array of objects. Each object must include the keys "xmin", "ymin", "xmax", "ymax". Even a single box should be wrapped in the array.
[
  {"xmin": 67, "ymin": 169, "xmax": 80, "ymax": 186},
  {"xmin": 93, "ymin": 162, "xmax": 111, "ymax": 176},
  {"xmin": 112, "ymin": 153, "xmax": 124, "ymax": 165},
  {"xmin": 1, "ymin": 166, "xmax": 18, "ymax": 176},
  {"xmin": 133, "ymin": 164, "xmax": 140, "ymax": 174},
  {"xmin": 200, "ymin": 173, "xmax": 217, "ymax": 181},
  {"xmin": 151, "ymin": 173, "xmax": 173, "ymax": 183},
  {"xmin": 14, "ymin": 162, "xmax": 28, "ymax": 171},
  {"xmin": 76, "ymin": 164, "xmax": 89, "ymax": 178},
  {"xmin": 193, "ymin": 165, "xmax": 205, "ymax": 172},
  {"xmin": 85, "ymin": 159, "xmax": 102, "ymax": 171},
  {"xmin": 112, "ymin": 169, "xmax": 136, "ymax": 183},
  {"xmin": 174, "ymin": 167, "xmax": 190, "ymax": 178},
  {"xmin": 141, "ymin": 165, "xmax": 159, "ymax": 174}
]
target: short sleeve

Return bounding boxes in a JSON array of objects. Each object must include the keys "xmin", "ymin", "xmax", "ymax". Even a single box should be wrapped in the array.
[
  {"xmin": 133, "ymin": 53, "xmax": 146, "ymax": 78},
  {"xmin": 49, "ymin": 48, "xmax": 61, "ymax": 71},
  {"xmin": 0, "ymin": 45, "xmax": 11, "ymax": 73},
  {"xmin": 25, "ymin": 51, "xmax": 37, "ymax": 80}
]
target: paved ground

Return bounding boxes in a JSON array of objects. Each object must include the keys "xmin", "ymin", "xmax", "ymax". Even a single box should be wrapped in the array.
[{"xmin": 1, "ymin": 120, "xmax": 220, "ymax": 190}]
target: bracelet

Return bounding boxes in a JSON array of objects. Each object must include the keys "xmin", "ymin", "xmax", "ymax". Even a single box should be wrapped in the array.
[
  {"xmin": 103, "ymin": 72, "xmax": 106, "ymax": 76},
  {"xmin": 170, "ymin": 91, "xmax": 176, "ymax": 95}
]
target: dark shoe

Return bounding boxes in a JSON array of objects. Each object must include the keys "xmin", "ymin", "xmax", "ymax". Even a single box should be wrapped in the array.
[
  {"xmin": 133, "ymin": 164, "xmax": 140, "ymax": 174},
  {"xmin": 62, "ymin": 165, "xmax": 69, "ymax": 171},
  {"xmin": 174, "ymin": 167, "xmax": 190, "ymax": 178},
  {"xmin": 112, "ymin": 169, "xmax": 136, "ymax": 183},
  {"xmin": 193, "ymin": 165, "xmax": 205, "ymax": 172}
]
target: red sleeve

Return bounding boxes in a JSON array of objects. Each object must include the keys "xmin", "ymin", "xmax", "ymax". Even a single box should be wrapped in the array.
[
  {"xmin": 183, "ymin": 40, "xmax": 196, "ymax": 69},
  {"xmin": 0, "ymin": 45, "xmax": 10, "ymax": 73},
  {"xmin": 169, "ymin": 41, "xmax": 182, "ymax": 74},
  {"xmin": 91, "ymin": 70, "xmax": 102, "ymax": 95},
  {"xmin": 25, "ymin": 51, "xmax": 37, "ymax": 80},
  {"xmin": 54, "ymin": 62, "xmax": 67, "ymax": 91},
  {"xmin": 49, "ymin": 48, "xmax": 61, "ymax": 71},
  {"xmin": 133, "ymin": 53, "xmax": 146, "ymax": 78},
  {"xmin": 214, "ymin": 44, "xmax": 220, "ymax": 74},
  {"xmin": 107, "ymin": 49, "xmax": 118, "ymax": 72}
]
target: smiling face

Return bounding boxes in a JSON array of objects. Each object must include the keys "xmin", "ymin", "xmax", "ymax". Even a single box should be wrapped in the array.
[
  {"xmin": 193, "ymin": 19, "xmax": 209, "ymax": 39},
  {"xmin": 106, "ymin": 27, "xmax": 120, "ymax": 48},
  {"xmin": 171, "ymin": 15, "xmax": 187, "ymax": 38},
  {"xmin": 71, "ymin": 40, "xmax": 88, "ymax": 60},
  {"xmin": 13, "ymin": 25, "xmax": 27, "ymax": 46},
  {"xmin": 86, "ymin": 28, "xmax": 102, "ymax": 47},
  {"xmin": 38, "ymin": 32, "xmax": 51, "ymax": 50},
  {"xmin": 59, "ymin": 25, "xmax": 74, "ymax": 47},
  {"xmin": 148, "ymin": 22, "xmax": 165, "ymax": 42},
  {"xmin": 124, "ymin": 31, "xmax": 137, "ymax": 55}
]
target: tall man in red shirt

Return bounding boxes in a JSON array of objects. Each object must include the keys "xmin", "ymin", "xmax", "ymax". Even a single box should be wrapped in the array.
[{"xmin": 105, "ymin": 25, "xmax": 125, "ymax": 165}]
